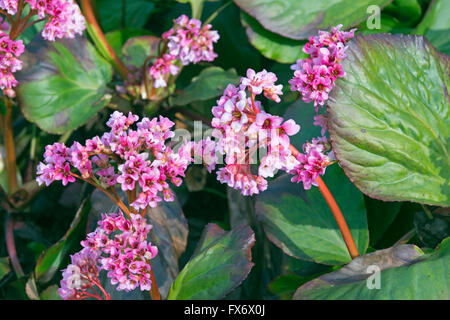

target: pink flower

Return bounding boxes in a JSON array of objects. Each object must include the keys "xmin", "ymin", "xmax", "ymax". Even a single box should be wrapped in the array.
[
  {"xmin": 149, "ymin": 54, "xmax": 179, "ymax": 88},
  {"xmin": 76, "ymin": 211, "xmax": 158, "ymax": 293},
  {"xmin": 208, "ymin": 69, "xmax": 300, "ymax": 196},
  {"xmin": 58, "ymin": 248, "xmax": 103, "ymax": 300},
  {"xmin": 289, "ymin": 25, "xmax": 355, "ymax": 109},
  {"xmin": 40, "ymin": 0, "xmax": 86, "ymax": 41},
  {"xmin": 0, "ymin": 1, "xmax": 85, "ymax": 95},
  {"xmin": 37, "ymin": 112, "xmax": 192, "ymax": 211},
  {"xmin": 289, "ymin": 138, "xmax": 334, "ymax": 189},
  {"xmin": 240, "ymin": 68, "xmax": 282, "ymax": 102},
  {"xmin": 162, "ymin": 14, "xmax": 219, "ymax": 65}
]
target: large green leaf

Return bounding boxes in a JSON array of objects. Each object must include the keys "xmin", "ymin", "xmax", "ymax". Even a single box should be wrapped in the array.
[
  {"xmin": 240, "ymin": 12, "xmax": 306, "ymax": 64},
  {"xmin": 34, "ymin": 198, "xmax": 91, "ymax": 283},
  {"xmin": 414, "ymin": 0, "xmax": 450, "ymax": 55},
  {"xmin": 105, "ymin": 28, "xmax": 152, "ymax": 60},
  {"xmin": 96, "ymin": 0, "xmax": 155, "ymax": 33},
  {"xmin": 122, "ymin": 35, "xmax": 160, "ymax": 68},
  {"xmin": 233, "ymin": 0, "xmax": 393, "ymax": 40},
  {"xmin": 167, "ymin": 223, "xmax": 255, "ymax": 300},
  {"xmin": 293, "ymin": 239, "xmax": 449, "ymax": 299},
  {"xmin": 16, "ymin": 37, "xmax": 112, "ymax": 134},
  {"xmin": 327, "ymin": 34, "xmax": 450, "ymax": 206},
  {"xmin": 171, "ymin": 67, "xmax": 241, "ymax": 106},
  {"xmin": 255, "ymin": 164, "xmax": 369, "ymax": 265}
]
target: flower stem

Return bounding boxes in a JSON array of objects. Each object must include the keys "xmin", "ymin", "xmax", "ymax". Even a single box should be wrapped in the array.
[
  {"xmin": 0, "ymin": 98, "xmax": 19, "ymax": 194},
  {"xmin": 316, "ymin": 176, "xmax": 359, "ymax": 259},
  {"xmin": 80, "ymin": 0, "xmax": 129, "ymax": 79},
  {"xmin": 289, "ymin": 144, "xmax": 359, "ymax": 259},
  {"xmin": 70, "ymin": 172, "xmax": 132, "ymax": 218},
  {"xmin": 5, "ymin": 212, "xmax": 25, "ymax": 277},
  {"xmin": 149, "ymin": 267, "xmax": 161, "ymax": 300}
]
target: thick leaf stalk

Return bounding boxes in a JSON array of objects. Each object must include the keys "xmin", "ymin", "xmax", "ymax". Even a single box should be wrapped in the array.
[
  {"xmin": 80, "ymin": 0, "xmax": 129, "ymax": 79},
  {"xmin": 289, "ymin": 144, "xmax": 359, "ymax": 259}
]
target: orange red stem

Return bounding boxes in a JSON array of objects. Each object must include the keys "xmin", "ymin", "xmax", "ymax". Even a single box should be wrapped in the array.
[{"xmin": 289, "ymin": 144, "xmax": 359, "ymax": 259}]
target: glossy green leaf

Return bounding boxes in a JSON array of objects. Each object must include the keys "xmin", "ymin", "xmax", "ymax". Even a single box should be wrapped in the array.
[
  {"xmin": 122, "ymin": 35, "xmax": 161, "ymax": 68},
  {"xmin": 384, "ymin": 0, "xmax": 422, "ymax": 26},
  {"xmin": 167, "ymin": 223, "xmax": 255, "ymax": 300},
  {"xmin": 240, "ymin": 12, "xmax": 306, "ymax": 64},
  {"xmin": 327, "ymin": 34, "xmax": 450, "ymax": 206},
  {"xmin": 414, "ymin": 0, "xmax": 450, "ymax": 55},
  {"xmin": 233, "ymin": 0, "xmax": 393, "ymax": 40},
  {"xmin": 96, "ymin": 0, "xmax": 155, "ymax": 33},
  {"xmin": 34, "ymin": 198, "xmax": 91, "ymax": 283},
  {"xmin": 0, "ymin": 257, "xmax": 10, "ymax": 282},
  {"xmin": 40, "ymin": 285, "xmax": 62, "ymax": 300},
  {"xmin": 255, "ymin": 164, "xmax": 369, "ymax": 265},
  {"xmin": 172, "ymin": 67, "xmax": 241, "ymax": 106},
  {"xmin": 16, "ymin": 37, "xmax": 113, "ymax": 134},
  {"xmin": 293, "ymin": 239, "xmax": 449, "ymax": 299},
  {"xmin": 105, "ymin": 28, "xmax": 152, "ymax": 59}
]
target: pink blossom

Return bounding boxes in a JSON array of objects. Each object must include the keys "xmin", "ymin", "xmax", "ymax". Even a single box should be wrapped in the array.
[
  {"xmin": 289, "ymin": 138, "xmax": 334, "ymax": 189},
  {"xmin": 208, "ymin": 69, "xmax": 300, "ymax": 196},
  {"xmin": 37, "ymin": 112, "xmax": 192, "ymax": 211},
  {"xmin": 290, "ymin": 25, "xmax": 355, "ymax": 109},
  {"xmin": 149, "ymin": 54, "xmax": 179, "ymax": 88},
  {"xmin": 73, "ymin": 212, "xmax": 159, "ymax": 295},
  {"xmin": 58, "ymin": 248, "xmax": 103, "ymax": 300},
  {"xmin": 162, "ymin": 14, "xmax": 219, "ymax": 65}
]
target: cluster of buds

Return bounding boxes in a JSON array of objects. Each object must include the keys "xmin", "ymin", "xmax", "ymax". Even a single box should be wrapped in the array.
[
  {"xmin": 36, "ymin": 111, "xmax": 192, "ymax": 211},
  {"xmin": 0, "ymin": 0, "xmax": 85, "ymax": 96},
  {"xmin": 289, "ymin": 24, "xmax": 355, "ymax": 110},
  {"xmin": 146, "ymin": 14, "xmax": 219, "ymax": 89}
]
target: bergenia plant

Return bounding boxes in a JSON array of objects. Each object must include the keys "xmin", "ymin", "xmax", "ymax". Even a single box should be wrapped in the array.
[{"xmin": 1, "ymin": 0, "xmax": 448, "ymax": 303}]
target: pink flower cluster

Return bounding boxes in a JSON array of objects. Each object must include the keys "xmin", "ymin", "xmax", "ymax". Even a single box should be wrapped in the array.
[
  {"xmin": 0, "ymin": 31, "xmax": 24, "ymax": 95},
  {"xmin": 79, "ymin": 211, "xmax": 158, "ymax": 293},
  {"xmin": 289, "ymin": 25, "xmax": 355, "ymax": 110},
  {"xmin": 162, "ymin": 14, "xmax": 219, "ymax": 66},
  {"xmin": 58, "ymin": 248, "xmax": 106, "ymax": 300},
  {"xmin": 0, "ymin": 0, "xmax": 85, "ymax": 95},
  {"xmin": 146, "ymin": 15, "xmax": 219, "ymax": 89},
  {"xmin": 38, "ymin": 0, "xmax": 86, "ymax": 41},
  {"xmin": 202, "ymin": 68, "xmax": 300, "ymax": 196},
  {"xmin": 0, "ymin": 0, "xmax": 85, "ymax": 41},
  {"xmin": 36, "ymin": 111, "xmax": 192, "ymax": 211},
  {"xmin": 289, "ymin": 137, "xmax": 335, "ymax": 189}
]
